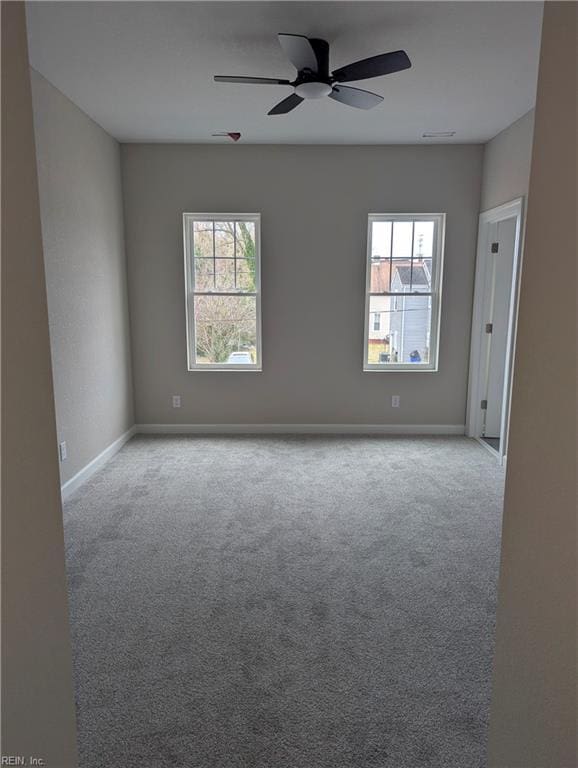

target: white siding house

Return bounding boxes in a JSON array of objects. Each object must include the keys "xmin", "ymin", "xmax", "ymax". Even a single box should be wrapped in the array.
[{"xmin": 389, "ymin": 265, "xmax": 431, "ymax": 363}]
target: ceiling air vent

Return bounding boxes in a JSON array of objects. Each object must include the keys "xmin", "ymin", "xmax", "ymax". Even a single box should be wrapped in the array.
[{"xmin": 422, "ymin": 131, "xmax": 456, "ymax": 138}]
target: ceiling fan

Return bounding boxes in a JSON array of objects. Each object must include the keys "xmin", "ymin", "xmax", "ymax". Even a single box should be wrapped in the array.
[{"xmin": 214, "ymin": 34, "xmax": 411, "ymax": 115}]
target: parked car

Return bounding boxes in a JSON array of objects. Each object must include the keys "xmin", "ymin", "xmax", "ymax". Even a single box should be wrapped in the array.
[{"xmin": 227, "ymin": 351, "xmax": 253, "ymax": 364}]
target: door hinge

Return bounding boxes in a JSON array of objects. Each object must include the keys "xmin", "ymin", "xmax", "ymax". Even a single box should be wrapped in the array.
[
  {"xmin": 491, "ymin": 242, "xmax": 499, "ymax": 253},
  {"xmin": 481, "ymin": 399, "xmax": 488, "ymax": 410},
  {"xmin": 485, "ymin": 322, "xmax": 493, "ymax": 334}
]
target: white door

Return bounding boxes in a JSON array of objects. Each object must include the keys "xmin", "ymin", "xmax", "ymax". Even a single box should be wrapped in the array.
[
  {"xmin": 467, "ymin": 198, "xmax": 524, "ymax": 461},
  {"xmin": 483, "ymin": 217, "xmax": 517, "ymax": 438}
]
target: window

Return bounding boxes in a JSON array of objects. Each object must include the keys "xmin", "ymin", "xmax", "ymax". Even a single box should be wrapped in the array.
[
  {"xmin": 183, "ymin": 213, "xmax": 261, "ymax": 370},
  {"xmin": 364, "ymin": 214, "xmax": 445, "ymax": 371}
]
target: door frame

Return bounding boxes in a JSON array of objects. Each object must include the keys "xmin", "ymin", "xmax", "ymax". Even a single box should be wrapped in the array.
[{"xmin": 466, "ymin": 197, "xmax": 525, "ymax": 464}]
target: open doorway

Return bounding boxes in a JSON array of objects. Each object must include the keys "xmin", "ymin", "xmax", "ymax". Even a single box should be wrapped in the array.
[{"xmin": 467, "ymin": 198, "xmax": 524, "ymax": 463}]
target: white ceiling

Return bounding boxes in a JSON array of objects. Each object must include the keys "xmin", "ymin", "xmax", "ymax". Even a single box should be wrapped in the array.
[{"xmin": 26, "ymin": 1, "xmax": 543, "ymax": 144}]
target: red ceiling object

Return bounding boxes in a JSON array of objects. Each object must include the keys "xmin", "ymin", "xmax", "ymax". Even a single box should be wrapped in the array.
[{"xmin": 212, "ymin": 131, "xmax": 241, "ymax": 142}]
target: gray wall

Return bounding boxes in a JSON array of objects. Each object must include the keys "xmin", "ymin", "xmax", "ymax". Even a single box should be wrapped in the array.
[
  {"xmin": 122, "ymin": 144, "xmax": 483, "ymax": 426},
  {"xmin": 2, "ymin": 4, "xmax": 78, "ymax": 765},
  {"xmin": 480, "ymin": 109, "xmax": 535, "ymax": 211},
  {"xmin": 488, "ymin": 3, "xmax": 577, "ymax": 765},
  {"xmin": 31, "ymin": 70, "xmax": 134, "ymax": 484}
]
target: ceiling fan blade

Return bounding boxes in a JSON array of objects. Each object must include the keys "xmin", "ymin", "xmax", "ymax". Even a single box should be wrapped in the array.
[
  {"xmin": 278, "ymin": 34, "xmax": 319, "ymax": 72},
  {"xmin": 332, "ymin": 50, "xmax": 411, "ymax": 83},
  {"xmin": 214, "ymin": 76, "xmax": 292, "ymax": 85},
  {"xmin": 329, "ymin": 84, "xmax": 383, "ymax": 110},
  {"xmin": 268, "ymin": 93, "xmax": 304, "ymax": 115}
]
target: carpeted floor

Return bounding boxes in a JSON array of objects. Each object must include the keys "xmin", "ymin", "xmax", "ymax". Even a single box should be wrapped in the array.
[{"xmin": 64, "ymin": 435, "xmax": 505, "ymax": 768}]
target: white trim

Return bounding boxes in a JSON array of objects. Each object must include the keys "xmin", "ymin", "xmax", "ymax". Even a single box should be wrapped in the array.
[
  {"xmin": 475, "ymin": 437, "xmax": 507, "ymax": 467},
  {"xmin": 363, "ymin": 213, "xmax": 445, "ymax": 372},
  {"xmin": 60, "ymin": 426, "xmax": 136, "ymax": 500},
  {"xmin": 476, "ymin": 435, "xmax": 500, "ymax": 458},
  {"xmin": 183, "ymin": 213, "xmax": 262, "ymax": 371},
  {"xmin": 136, "ymin": 423, "xmax": 465, "ymax": 436},
  {"xmin": 466, "ymin": 198, "xmax": 524, "ymax": 463}
]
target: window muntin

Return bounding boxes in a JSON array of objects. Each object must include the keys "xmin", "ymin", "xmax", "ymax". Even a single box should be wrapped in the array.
[
  {"xmin": 184, "ymin": 214, "xmax": 261, "ymax": 370},
  {"xmin": 364, "ymin": 214, "xmax": 445, "ymax": 371}
]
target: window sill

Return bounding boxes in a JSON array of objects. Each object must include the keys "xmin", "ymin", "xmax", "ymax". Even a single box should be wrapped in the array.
[
  {"xmin": 187, "ymin": 365, "xmax": 262, "ymax": 372},
  {"xmin": 363, "ymin": 364, "xmax": 438, "ymax": 373}
]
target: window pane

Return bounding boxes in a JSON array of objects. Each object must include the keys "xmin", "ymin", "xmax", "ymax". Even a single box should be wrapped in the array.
[
  {"xmin": 391, "ymin": 261, "xmax": 433, "ymax": 294},
  {"xmin": 406, "ymin": 262, "xmax": 432, "ymax": 292},
  {"xmin": 214, "ymin": 258, "xmax": 236, "ymax": 291},
  {"xmin": 194, "ymin": 295, "xmax": 257, "ymax": 365},
  {"xmin": 194, "ymin": 258, "xmax": 214, "ymax": 291},
  {"xmin": 388, "ymin": 295, "xmax": 432, "ymax": 364},
  {"xmin": 413, "ymin": 221, "xmax": 434, "ymax": 260},
  {"xmin": 370, "ymin": 260, "xmax": 390, "ymax": 293},
  {"xmin": 367, "ymin": 295, "xmax": 392, "ymax": 363},
  {"xmin": 235, "ymin": 259, "xmax": 256, "ymax": 292},
  {"xmin": 371, "ymin": 221, "xmax": 391, "ymax": 259},
  {"xmin": 392, "ymin": 221, "xmax": 413, "ymax": 260},
  {"xmin": 214, "ymin": 222, "xmax": 235, "ymax": 258},
  {"xmin": 411, "ymin": 221, "xmax": 434, "ymax": 292},
  {"xmin": 367, "ymin": 295, "xmax": 432, "ymax": 365},
  {"xmin": 236, "ymin": 221, "xmax": 256, "ymax": 259},
  {"xmin": 193, "ymin": 224, "xmax": 213, "ymax": 259}
]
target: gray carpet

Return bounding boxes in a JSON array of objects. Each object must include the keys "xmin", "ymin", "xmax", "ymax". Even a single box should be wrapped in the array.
[{"xmin": 64, "ymin": 435, "xmax": 504, "ymax": 768}]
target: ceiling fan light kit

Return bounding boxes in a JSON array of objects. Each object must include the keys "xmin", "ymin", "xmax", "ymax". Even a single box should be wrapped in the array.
[
  {"xmin": 295, "ymin": 81, "xmax": 332, "ymax": 99},
  {"xmin": 214, "ymin": 33, "xmax": 411, "ymax": 116}
]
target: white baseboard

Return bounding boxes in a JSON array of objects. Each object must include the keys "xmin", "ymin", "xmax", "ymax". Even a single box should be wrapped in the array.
[
  {"xmin": 60, "ymin": 426, "xmax": 137, "ymax": 501},
  {"xmin": 136, "ymin": 423, "xmax": 466, "ymax": 436}
]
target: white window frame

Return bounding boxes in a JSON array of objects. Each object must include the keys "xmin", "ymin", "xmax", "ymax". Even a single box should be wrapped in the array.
[
  {"xmin": 363, "ymin": 213, "xmax": 445, "ymax": 372},
  {"xmin": 183, "ymin": 212, "xmax": 262, "ymax": 371}
]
